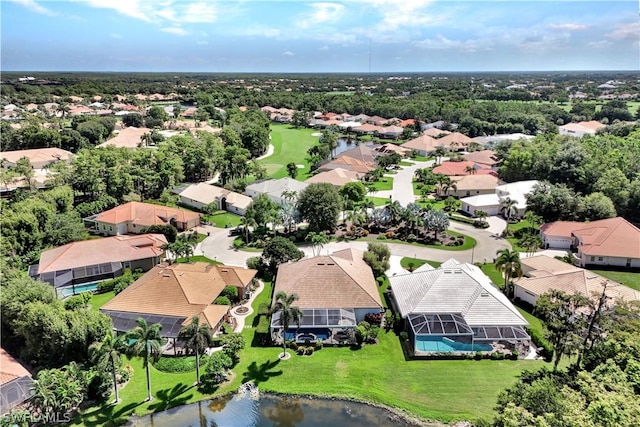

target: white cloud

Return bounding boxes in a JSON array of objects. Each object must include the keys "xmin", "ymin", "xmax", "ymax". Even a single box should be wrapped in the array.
[
  {"xmin": 548, "ymin": 23, "xmax": 587, "ymax": 31},
  {"xmin": 606, "ymin": 22, "xmax": 640, "ymax": 41},
  {"xmin": 81, "ymin": 0, "xmax": 152, "ymax": 22},
  {"xmin": 7, "ymin": 0, "xmax": 55, "ymax": 15},
  {"xmin": 182, "ymin": 2, "xmax": 217, "ymax": 23},
  {"xmin": 238, "ymin": 26, "xmax": 283, "ymax": 38},
  {"xmin": 109, "ymin": 33, "xmax": 123, "ymax": 39},
  {"xmin": 319, "ymin": 45, "xmax": 330, "ymax": 51},
  {"xmin": 282, "ymin": 51, "xmax": 295, "ymax": 56},
  {"xmin": 414, "ymin": 35, "xmax": 488, "ymax": 52},
  {"xmin": 587, "ymin": 40, "xmax": 612, "ymax": 49},
  {"xmin": 162, "ymin": 27, "xmax": 189, "ymax": 36},
  {"xmin": 79, "ymin": 0, "xmax": 217, "ymax": 24}
]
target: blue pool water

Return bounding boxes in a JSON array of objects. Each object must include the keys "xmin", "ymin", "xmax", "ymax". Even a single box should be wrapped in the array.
[
  {"xmin": 57, "ymin": 282, "xmax": 99, "ymax": 298},
  {"xmin": 283, "ymin": 328, "xmax": 331, "ymax": 341},
  {"xmin": 415, "ymin": 336, "xmax": 492, "ymax": 352}
]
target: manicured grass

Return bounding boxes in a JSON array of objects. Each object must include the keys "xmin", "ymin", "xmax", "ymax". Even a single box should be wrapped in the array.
[
  {"xmin": 506, "ymin": 220, "xmax": 535, "ymax": 252},
  {"xmin": 516, "ymin": 307, "xmax": 544, "ymax": 338},
  {"xmin": 591, "ymin": 270, "xmax": 640, "ymax": 292},
  {"xmin": 90, "ymin": 292, "xmax": 115, "ymax": 312},
  {"xmin": 370, "ymin": 177, "xmax": 393, "ymax": 191},
  {"xmin": 400, "ymin": 257, "xmax": 442, "ymax": 270},
  {"xmin": 411, "ymin": 155, "xmax": 429, "ymax": 162},
  {"xmin": 204, "ymin": 211, "xmax": 242, "ymax": 228},
  {"xmin": 480, "ymin": 263, "xmax": 504, "ymax": 289},
  {"xmin": 176, "ymin": 255, "xmax": 222, "ymax": 265},
  {"xmin": 261, "ymin": 124, "xmax": 319, "ymax": 179},
  {"xmin": 195, "ymin": 233, "xmax": 207, "ymax": 243},
  {"xmin": 363, "ymin": 196, "xmax": 390, "ymax": 207},
  {"xmin": 363, "ymin": 230, "xmax": 476, "ymax": 251},
  {"xmin": 399, "ymin": 161, "xmax": 413, "ymax": 166}
]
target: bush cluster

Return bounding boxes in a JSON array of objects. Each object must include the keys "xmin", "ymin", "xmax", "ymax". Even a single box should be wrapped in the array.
[
  {"xmin": 153, "ymin": 356, "xmax": 200, "ymax": 373},
  {"xmin": 527, "ymin": 327, "xmax": 554, "ymax": 361}
]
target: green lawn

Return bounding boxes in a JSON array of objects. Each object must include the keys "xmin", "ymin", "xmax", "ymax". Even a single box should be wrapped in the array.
[
  {"xmin": 399, "ymin": 161, "xmax": 413, "ymax": 166},
  {"xmin": 370, "ymin": 177, "xmax": 393, "ymax": 191},
  {"xmin": 516, "ymin": 307, "xmax": 544, "ymax": 338},
  {"xmin": 506, "ymin": 220, "xmax": 535, "ymax": 252},
  {"xmin": 480, "ymin": 263, "xmax": 504, "ymax": 289},
  {"xmin": 591, "ymin": 270, "xmax": 640, "ymax": 292},
  {"xmin": 90, "ymin": 292, "xmax": 115, "ymax": 312},
  {"xmin": 363, "ymin": 196, "xmax": 390, "ymax": 207},
  {"xmin": 176, "ymin": 255, "xmax": 222, "ymax": 265},
  {"xmin": 363, "ymin": 230, "xmax": 476, "ymax": 251},
  {"xmin": 203, "ymin": 211, "xmax": 242, "ymax": 228},
  {"xmin": 400, "ymin": 257, "xmax": 442, "ymax": 270},
  {"xmin": 261, "ymin": 124, "xmax": 320, "ymax": 180},
  {"xmin": 77, "ymin": 279, "xmax": 548, "ymax": 425}
]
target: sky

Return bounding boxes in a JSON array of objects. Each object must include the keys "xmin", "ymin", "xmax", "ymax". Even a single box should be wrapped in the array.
[{"xmin": 1, "ymin": 0, "xmax": 639, "ymax": 72}]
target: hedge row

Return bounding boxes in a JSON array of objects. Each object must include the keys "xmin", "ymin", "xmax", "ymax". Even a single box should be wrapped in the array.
[
  {"xmin": 448, "ymin": 214, "xmax": 490, "ymax": 229},
  {"xmin": 528, "ymin": 327, "xmax": 554, "ymax": 361}
]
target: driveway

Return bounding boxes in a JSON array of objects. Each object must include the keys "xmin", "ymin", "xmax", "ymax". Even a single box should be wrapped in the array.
[
  {"xmin": 390, "ymin": 159, "xmax": 434, "ymax": 207},
  {"xmin": 199, "ymin": 220, "xmax": 511, "ymax": 268}
]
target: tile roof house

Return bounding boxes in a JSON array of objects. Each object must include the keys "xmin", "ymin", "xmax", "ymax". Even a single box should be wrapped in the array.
[
  {"xmin": 306, "ymin": 168, "xmax": 362, "ymax": 187},
  {"xmin": 366, "ymin": 116, "xmax": 388, "ymax": 126},
  {"xmin": 177, "ymin": 183, "xmax": 252, "ymax": 215},
  {"xmin": 400, "ymin": 134, "xmax": 439, "ymax": 156},
  {"xmin": 245, "ymin": 178, "xmax": 310, "ymax": 205},
  {"xmin": 375, "ymin": 143, "xmax": 410, "ymax": 156},
  {"xmin": 559, "ymin": 121, "xmax": 607, "ymax": 137},
  {"xmin": 101, "ymin": 262, "xmax": 257, "ymax": 338},
  {"xmin": 29, "ymin": 234, "xmax": 167, "ymax": 293},
  {"xmin": 432, "ymin": 161, "xmax": 497, "ymax": 177},
  {"xmin": 353, "ymin": 123, "xmax": 384, "ymax": 135},
  {"xmin": 270, "ymin": 249, "xmax": 383, "ymax": 344},
  {"xmin": 462, "ymin": 150, "xmax": 501, "ymax": 168},
  {"xmin": 88, "ymin": 202, "xmax": 201, "ymax": 236},
  {"xmin": 460, "ymin": 180, "xmax": 539, "ymax": 218},
  {"xmin": 1, "ymin": 147, "xmax": 74, "ymax": 169},
  {"xmin": 540, "ymin": 217, "xmax": 640, "ymax": 268},
  {"xmin": 513, "ymin": 255, "xmax": 639, "ymax": 307},
  {"xmin": 435, "ymin": 132, "xmax": 474, "ymax": 151},
  {"xmin": 377, "ymin": 125, "xmax": 404, "ymax": 139},
  {"xmin": 97, "ymin": 127, "xmax": 153, "ymax": 149},
  {"xmin": 336, "ymin": 145, "xmax": 379, "ymax": 165},
  {"xmin": 0, "ymin": 348, "xmax": 33, "ymax": 415},
  {"xmin": 423, "ymin": 128, "xmax": 452, "ymax": 138},
  {"xmin": 317, "ymin": 156, "xmax": 375, "ymax": 174},
  {"xmin": 389, "ymin": 259, "xmax": 529, "ymax": 355},
  {"xmin": 450, "ymin": 174, "xmax": 504, "ymax": 198}
]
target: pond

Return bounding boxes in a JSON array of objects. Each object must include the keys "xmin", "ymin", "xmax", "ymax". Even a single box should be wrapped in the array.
[
  {"xmin": 127, "ymin": 393, "xmax": 431, "ymax": 427},
  {"xmin": 334, "ymin": 138, "xmax": 376, "ymax": 156}
]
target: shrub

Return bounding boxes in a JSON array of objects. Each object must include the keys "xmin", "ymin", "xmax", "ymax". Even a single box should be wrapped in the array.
[
  {"xmin": 490, "ymin": 352, "xmax": 505, "ymax": 360},
  {"xmin": 114, "ymin": 280, "xmax": 131, "ymax": 295},
  {"xmin": 385, "ymin": 231, "xmax": 394, "ymax": 239},
  {"xmin": 407, "ymin": 233, "xmax": 417, "ymax": 242},
  {"xmin": 87, "ymin": 370, "xmax": 113, "ymax": 402},
  {"xmin": 305, "ymin": 346, "xmax": 315, "ymax": 355},
  {"xmin": 364, "ymin": 312, "xmax": 384, "ymax": 325},
  {"xmin": 296, "ymin": 347, "xmax": 305, "ymax": 355},
  {"xmin": 288, "ymin": 341, "xmax": 298, "ymax": 350},
  {"xmin": 257, "ymin": 303, "xmax": 270, "ymax": 316},
  {"xmin": 314, "ymin": 341, "xmax": 323, "ymax": 351},
  {"xmin": 511, "ymin": 350, "xmax": 519, "ymax": 360},
  {"xmin": 221, "ymin": 286, "xmax": 239, "ymax": 302},
  {"xmin": 64, "ymin": 292, "xmax": 92, "ymax": 310},
  {"xmin": 376, "ymin": 276, "xmax": 385, "ymax": 287},
  {"xmin": 399, "ymin": 331, "xmax": 409, "ymax": 341},
  {"xmin": 256, "ymin": 315, "xmax": 270, "ymax": 334},
  {"xmin": 233, "ymin": 238, "xmax": 244, "ymax": 249},
  {"xmin": 246, "ymin": 256, "xmax": 264, "ymax": 272},
  {"xmin": 214, "ymin": 296, "xmax": 231, "ymax": 305},
  {"xmin": 377, "ymin": 234, "xmax": 387, "ymax": 240},
  {"xmin": 97, "ymin": 279, "xmax": 116, "ymax": 293},
  {"xmin": 474, "ymin": 351, "xmax": 483, "ymax": 360},
  {"xmin": 528, "ymin": 327, "xmax": 554, "ymax": 361}
]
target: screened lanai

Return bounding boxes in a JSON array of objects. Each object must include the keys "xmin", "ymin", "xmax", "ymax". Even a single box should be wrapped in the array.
[{"xmin": 270, "ymin": 308, "xmax": 357, "ymax": 329}]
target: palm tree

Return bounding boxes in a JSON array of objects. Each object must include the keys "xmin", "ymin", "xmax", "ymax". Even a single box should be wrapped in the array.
[
  {"xmin": 271, "ymin": 291, "xmax": 303, "ymax": 359},
  {"xmin": 126, "ymin": 318, "xmax": 163, "ymax": 401},
  {"xmin": 499, "ymin": 197, "xmax": 518, "ymax": 221},
  {"xmin": 433, "ymin": 145, "xmax": 448, "ymax": 165},
  {"xmin": 423, "ymin": 209, "xmax": 449, "ymax": 241},
  {"xmin": 464, "ymin": 165, "xmax": 477, "ymax": 175},
  {"xmin": 306, "ymin": 231, "xmax": 329, "ymax": 256},
  {"xmin": 475, "ymin": 210, "xmax": 488, "ymax": 222},
  {"xmin": 495, "ymin": 249, "xmax": 522, "ymax": 299},
  {"xmin": 239, "ymin": 215, "xmax": 257, "ymax": 244},
  {"xmin": 385, "ymin": 201, "xmax": 404, "ymax": 226},
  {"xmin": 89, "ymin": 331, "xmax": 125, "ymax": 404},
  {"xmin": 434, "ymin": 174, "xmax": 452, "ymax": 198},
  {"xmin": 178, "ymin": 316, "xmax": 213, "ymax": 385}
]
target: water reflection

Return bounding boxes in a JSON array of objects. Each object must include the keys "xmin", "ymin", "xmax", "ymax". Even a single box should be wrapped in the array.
[{"xmin": 129, "ymin": 393, "xmax": 425, "ymax": 427}]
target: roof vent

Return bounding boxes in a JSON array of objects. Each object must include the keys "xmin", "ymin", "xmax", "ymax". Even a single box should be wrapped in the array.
[
  {"xmin": 481, "ymin": 291, "xmax": 489, "ymax": 297},
  {"xmin": 317, "ymin": 263, "xmax": 325, "ymax": 266},
  {"xmin": 221, "ymin": 269, "xmax": 229, "ymax": 273},
  {"xmin": 163, "ymin": 274, "xmax": 171, "ymax": 278}
]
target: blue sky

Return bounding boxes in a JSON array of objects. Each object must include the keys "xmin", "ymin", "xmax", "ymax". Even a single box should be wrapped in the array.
[{"xmin": 2, "ymin": 0, "xmax": 638, "ymax": 72}]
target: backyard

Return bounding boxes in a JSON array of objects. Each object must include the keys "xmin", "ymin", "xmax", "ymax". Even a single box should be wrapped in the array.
[{"xmin": 591, "ymin": 269, "xmax": 640, "ymax": 292}]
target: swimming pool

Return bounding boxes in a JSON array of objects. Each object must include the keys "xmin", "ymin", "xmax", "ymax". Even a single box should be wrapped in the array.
[
  {"xmin": 415, "ymin": 336, "xmax": 492, "ymax": 352},
  {"xmin": 57, "ymin": 282, "xmax": 99, "ymax": 298},
  {"xmin": 283, "ymin": 328, "xmax": 331, "ymax": 342}
]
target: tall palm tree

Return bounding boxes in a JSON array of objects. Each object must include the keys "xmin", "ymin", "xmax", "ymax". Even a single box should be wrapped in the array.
[
  {"xmin": 495, "ymin": 249, "xmax": 522, "ymax": 299},
  {"xmin": 434, "ymin": 174, "xmax": 452, "ymax": 198},
  {"xmin": 126, "ymin": 318, "xmax": 163, "ymax": 401},
  {"xmin": 89, "ymin": 331, "xmax": 125, "ymax": 404},
  {"xmin": 464, "ymin": 165, "xmax": 477, "ymax": 175},
  {"xmin": 239, "ymin": 215, "xmax": 257, "ymax": 244},
  {"xmin": 271, "ymin": 291, "xmax": 303, "ymax": 359},
  {"xmin": 178, "ymin": 316, "xmax": 213, "ymax": 385},
  {"xmin": 433, "ymin": 145, "xmax": 448, "ymax": 165},
  {"xmin": 499, "ymin": 197, "xmax": 518, "ymax": 221},
  {"xmin": 475, "ymin": 210, "xmax": 488, "ymax": 222}
]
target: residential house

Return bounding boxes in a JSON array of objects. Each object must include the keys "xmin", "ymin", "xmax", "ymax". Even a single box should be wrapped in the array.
[
  {"xmin": 306, "ymin": 168, "xmax": 362, "ymax": 187},
  {"xmin": 352, "ymin": 124, "xmax": 384, "ymax": 135},
  {"xmin": 0, "ymin": 348, "xmax": 33, "ymax": 415},
  {"xmin": 432, "ymin": 161, "xmax": 497, "ymax": 177},
  {"xmin": 244, "ymin": 178, "xmax": 309, "ymax": 205},
  {"xmin": 375, "ymin": 143, "xmax": 410, "ymax": 157},
  {"xmin": 398, "ymin": 119, "xmax": 415, "ymax": 128},
  {"xmin": 377, "ymin": 125, "xmax": 404, "ymax": 139},
  {"xmin": 29, "ymin": 234, "xmax": 166, "ymax": 294},
  {"xmin": 101, "ymin": 262, "xmax": 257, "ymax": 339},
  {"xmin": 559, "ymin": 121, "xmax": 607, "ymax": 137},
  {"xmin": 389, "ymin": 259, "xmax": 529, "ymax": 355},
  {"xmin": 270, "ymin": 249, "xmax": 383, "ymax": 344},
  {"xmin": 435, "ymin": 132, "xmax": 473, "ymax": 151},
  {"xmin": 400, "ymin": 134, "xmax": 439, "ymax": 156},
  {"xmin": 317, "ymin": 156, "xmax": 375, "ymax": 174},
  {"xmin": 366, "ymin": 115, "xmax": 388, "ymax": 126},
  {"xmin": 540, "ymin": 217, "xmax": 640, "ymax": 268},
  {"xmin": 336, "ymin": 145, "xmax": 379, "ymax": 165},
  {"xmin": 353, "ymin": 114, "xmax": 370, "ymax": 123},
  {"xmin": 423, "ymin": 128, "xmax": 451, "ymax": 138},
  {"xmin": 97, "ymin": 127, "xmax": 153, "ymax": 149},
  {"xmin": 0, "ymin": 148, "xmax": 75, "ymax": 194},
  {"xmin": 177, "ymin": 183, "xmax": 252, "ymax": 215},
  {"xmin": 462, "ymin": 150, "xmax": 501, "ymax": 169},
  {"xmin": 88, "ymin": 201, "xmax": 201, "ymax": 236},
  {"xmin": 450, "ymin": 175, "xmax": 503, "ymax": 198},
  {"xmin": 513, "ymin": 255, "xmax": 639, "ymax": 307},
  {"xmin": 460, "ymin": 180, "xmax": 539, "ymax": 217}
]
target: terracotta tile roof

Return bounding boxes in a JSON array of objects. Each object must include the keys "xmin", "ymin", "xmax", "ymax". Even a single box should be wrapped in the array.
[
  {"xmin": 274, "ymin": 250, "xmax": 383, "ymax": 310},
  {"xmin": 400, "ymin": 134, "xmax": 439, "ymax": 152},
  {"xmin": 573, "ymin": 217, "xmax": 640, "ymax": 258},
  {"xmin": 432, "ymin": 161, "xmax": 495, "ymax": 176},
  {"xmin": 0, "ymin": 348, "xmax": 31, "ymax": 385},
  {"xmin": 423, "ymin": 128, "xmax": 452, "ymax": 137},
  {"xmin": 515, "ymin": 256, "xmax": 639, "ymax": 303},
  {"xmin": 1, "ymin": 148, "xmax": 74, "ymax": 169},
  {"xmin": 379, "ymin": 125, "xmax": 404, "ymax": 135},
  {"xmin": 375, "ymin": 144, "xmax": 410, "ymax": 155},
  {"xmin": 462, "ymin": 150, "xmax": 500, "ymax": 166},
  {"xmin": 354, "ymin": 124, "xmax": 384, "ymax": 133},
  {"xmin": 336, "ymin": 145, "xmax": 379, "ymax": 164},
  {"xmin": 97, "ymin": 127, "xmax": 153, "ymax": 149},
  {"xmin": 436, "ymin": 132, "xmax": 474, "ymax": 148},
  {"xmin": 100, "ymin": 262, "xmax": 254, "ymax": 329},
  {"xmin": 306, "ymin": 168, "xmax": 362, "ymax": 187},
  {"xmin": 398, "ymin": 119, "xmax": 415, "ymax": 127},
  {"xmin": 94, "ymin": 202, "xmax": 200, "ymax": 228},
  {"xmin": 215, "ymin": 265, "xmax": 257, "ymax": 288},
  {"xmin": 540, "ymin": 221, "xmax": 585, "ymax": 238},
  {"xmin": 37, "ymin": 234, "xmax": 167, "ymax": 275},
  {"xmin": 451, "ymin": 174, "xmax": 502, "ymax": 191},
  {"xmin": 318, "ymin": 157, "xmax": 374, "ymax": 173},
  {"xmin": 180, "ymin": 183, "xmax": 251, "ymax": 209}
]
